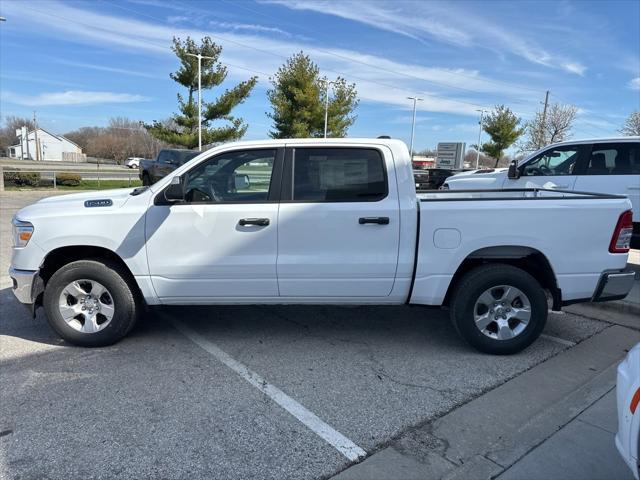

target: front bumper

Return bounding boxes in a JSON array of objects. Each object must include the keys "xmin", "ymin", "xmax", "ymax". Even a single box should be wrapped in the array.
[
  {"xmin": 592, "ymin": 269, "xmax": 636, "ymax": 302},
  {"xmin": 8, "ymin": 267, "xmax": 44, "ymax": 316}
]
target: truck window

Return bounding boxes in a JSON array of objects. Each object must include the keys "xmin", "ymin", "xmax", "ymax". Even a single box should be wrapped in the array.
[
  {"xmin": 177, "ymin": 150, "xmax": 199, "ymax": 165},
  {"xmin": 157, "ymin": 151, "xmax": 169, "ymax": 163},
  {"xmin": 521, "ymin": 146, "xmax": 579, "ymax": 176},
  {"xmin": 292, "ymin": 148, "xmax": 387, "ymax": 202},
  {"xmin": 585, "ymin": 143, "xmax": 640, "ymax": 175},
  {"xmin": 183, "ymin": 149, "xmax": 276, "ymax": 203}
]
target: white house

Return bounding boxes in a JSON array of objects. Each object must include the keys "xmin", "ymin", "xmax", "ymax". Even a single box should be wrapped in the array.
[{"xmin": 8, "ymin": 128, "xmax": 85, "ymax": 162}]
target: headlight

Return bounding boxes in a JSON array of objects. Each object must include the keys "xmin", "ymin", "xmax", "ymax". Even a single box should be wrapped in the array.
[{"xmin": 12, "ymin": 218, "xmax": 34, "ymax": 247}]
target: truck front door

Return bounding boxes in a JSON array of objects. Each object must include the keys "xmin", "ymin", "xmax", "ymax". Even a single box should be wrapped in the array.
[
  {"xmin": 504, "ymin": 144, "xmax": 587, "ymax": 191},
  {"xmin": 276, "ymin": 146, "xmax": 401, "ymax": 297},
  {"xmin": 144, "ymin": 148, "xmax": 283, "ymax": 300}
]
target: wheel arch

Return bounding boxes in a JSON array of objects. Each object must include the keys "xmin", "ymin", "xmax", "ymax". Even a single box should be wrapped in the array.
[
  {"xmin": 39, "ymin": 245, "xmax": 143, "ymax": 302},
  {"xmin": 443, "ymin": 245, "xmax": 561, "ymax": 310}
]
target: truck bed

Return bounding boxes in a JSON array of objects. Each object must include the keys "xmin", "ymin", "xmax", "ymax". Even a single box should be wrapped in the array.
[{"xmin": 411, "ymin": 188, "xmax": 632, "ymax": 306}]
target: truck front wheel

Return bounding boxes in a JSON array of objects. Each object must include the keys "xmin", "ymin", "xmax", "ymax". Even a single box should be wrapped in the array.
[
  {"xmin": 450, "ymin": 264, "xmax": 548, "ymax": 355},
  {"xmin": 142, "ymin": 172, "xmax": 151, "ymax": 186},
  {"xmin": 43, "ymin": 259, "xmax": 140, "ymax": 347}
]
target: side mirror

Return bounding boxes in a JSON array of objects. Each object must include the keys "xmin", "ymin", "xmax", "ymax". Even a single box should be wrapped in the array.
[
  {"xmin": 507, "ymin": 160, "xmax": 520, "ymax": 180},
  {"xmin": 234, "ymin": 173, "xmax": 250, "ymax": 190},
  {"xmin": 164, "ymin": 175, "xmax": 185, "ymax": 202}
]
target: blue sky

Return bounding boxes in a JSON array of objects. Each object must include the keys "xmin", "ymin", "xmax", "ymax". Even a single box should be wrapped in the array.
[{"xmin": 0, "ymin": 0, "xmax": 638, "ymax": 151}]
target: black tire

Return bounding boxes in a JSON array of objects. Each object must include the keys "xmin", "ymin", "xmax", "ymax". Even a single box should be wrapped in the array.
[
  {"xmin": 450, "ymin": 264, "xmax": 548, "ymax": 355},
  {"xmin": 142, "ymin": 172, "xmax": 151, "ymax": 186},
  {"xmin": 43, "ymin": 259, "xmax": 140, "ymax": 347}
]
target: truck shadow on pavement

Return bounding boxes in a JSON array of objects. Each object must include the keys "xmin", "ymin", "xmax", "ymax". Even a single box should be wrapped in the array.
[{"xmin": 1, "ymin": 284, "xmax": 460, "ymax": 352}]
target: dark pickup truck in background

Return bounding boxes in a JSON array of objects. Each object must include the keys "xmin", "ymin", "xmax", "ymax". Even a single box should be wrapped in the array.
[{"xmin": 139, "ymin": 148, "xmax": 199, "ymax": 185}]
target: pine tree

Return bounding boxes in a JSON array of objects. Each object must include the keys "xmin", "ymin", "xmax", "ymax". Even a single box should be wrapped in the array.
[
  {"xmin": 145, "ymin": 37, "xmax": 257, "ymax": 148},
  {"xmin": 267, "ymin": 52, "xmax": 358, "ymax": 138},
  {"xmin": 480, "ymin": 105, "xmax": 525, "ymax": 167}
]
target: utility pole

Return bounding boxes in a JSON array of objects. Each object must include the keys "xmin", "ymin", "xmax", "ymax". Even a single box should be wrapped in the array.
[
  {"xmin": 185, "ymin": 52, "xmax": 215, "ymax": 151},
  {"xmin": 321, "ymin": 78, "xmax": 337, "ymax": 138},
  {"xmin": 407, "ymin": 97, "xmax": 423, "ymax": 159},
  {"xmin": 538, "ymin": 90, "xmax": 550, "ymax": 149},
  {"xmin": 33, "ymin": 111, "xmax": 40, "ymax": 161},
  {"xmin": 24, "ymin": 125, "xmax": 30, "ymax": 160},
  {"xmin": 475, "ymin": 109, "xmax": 486, "ymax": 169}
]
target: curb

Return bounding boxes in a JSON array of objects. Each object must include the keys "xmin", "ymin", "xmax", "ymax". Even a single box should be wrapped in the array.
[{"xmin": 333, "ymin": 325, "xmax": 640, "ymax": 480}]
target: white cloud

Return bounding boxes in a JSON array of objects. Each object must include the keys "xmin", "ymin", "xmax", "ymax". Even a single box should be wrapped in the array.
[
  {"xmin": 209, "ymin": 20, "xmax": 292, "ymax": 37},
  {"xmin": 2, "ymin": 0, "xmax": 545, "ymax": 117},
  {"xmin": 264, "ymin": 0, "xmax": 587, "ymax": 75},
  {"xmin": 629, "ymin": 77, "xmax": 640, "ymax": 90},
  {"xmin": 55, "ymin": 60, "xmax": 159, "ymax": 79},
  {"xmin": 562, "ymin": 62, "xmax": 586, "ymax": 76},
  {"xmin": 2, "ymin": 90, "xmax": 149, "ymax": 106},
  {"xmin": 261, "ymin": 0, "xmax": 471, "ymax": 46}
]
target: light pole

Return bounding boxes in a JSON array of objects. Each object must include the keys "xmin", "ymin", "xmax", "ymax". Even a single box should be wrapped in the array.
[
  {"xmin": 321, "ymin": 78, "xmax": 337, "ymax": 138},
  {"xmin": 186, "ymin": 52, "xmax": 215, "ymax": 151},
  {"xmin": 475, "ymin": 109, "xmax": 486, "ymax": 169},
  {"xmin": 407, "ymin": 97, "xmax": 423, "ymax": 159}
]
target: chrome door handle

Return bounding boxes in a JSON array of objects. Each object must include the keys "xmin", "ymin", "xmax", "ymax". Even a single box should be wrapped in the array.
[
  {"xmin": 628, "ymin": 186, "xmax": 640, "ymax": 190},
  {"xmin": 551, "ymin": 185, "xmax": 569, "ymax": 189},
  {"xmin": 238, "ymin": 218, "xmax": 269, "ymax": 226}
]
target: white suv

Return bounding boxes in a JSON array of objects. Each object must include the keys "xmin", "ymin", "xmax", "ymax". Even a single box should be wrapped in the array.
[{"xmin": 443, "ymin": 137, "xmax": 640, "ymax": 247}]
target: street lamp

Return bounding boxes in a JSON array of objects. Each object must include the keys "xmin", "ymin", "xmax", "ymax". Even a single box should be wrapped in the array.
[
  {"xmin": 186, "ymin": 52, "xmax": 215, "ymax": 151},
  {"xmin": 407, "ymin": 97, "xmax": 423, "ymax": 159},
  {"xmin": 475, "ymin": 109, "xmax": 487, "ymax": 169},
  {"xmin": 321, "ymin": 78, "xmax": 337, "ymax": 138}
]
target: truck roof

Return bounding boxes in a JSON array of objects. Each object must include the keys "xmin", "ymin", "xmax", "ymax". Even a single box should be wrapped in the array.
[
  {"xmin": 546, "ymin": 136, "xmax": 639, "ymax": 147},
  {"xmin": 206, "ymin": 137, "xmax": 409, "ymax": 150}
]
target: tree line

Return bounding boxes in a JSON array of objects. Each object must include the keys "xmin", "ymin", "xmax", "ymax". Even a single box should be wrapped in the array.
[{"xmin": 1, "ymin": 36, "xmax": 638, "ymax": 164}]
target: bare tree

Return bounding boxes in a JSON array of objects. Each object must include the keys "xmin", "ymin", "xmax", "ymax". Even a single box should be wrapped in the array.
[
  {"xmin": 65, "ymin": 117, "xmax": 167, "ymax": 163},
  {"xmin": 0, "ymin": 116, "xmax": 36, "ymax": 153},
  {"xmin": 520, "ymin": 103, "xmax": 578, "ymax": 153},
  {"xmin": 619, "ymin": 111, "xmax": 640, "ymax": 136}
]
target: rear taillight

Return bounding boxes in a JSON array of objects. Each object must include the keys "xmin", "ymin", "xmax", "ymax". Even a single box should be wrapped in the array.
[
  {"xmin": 609, "ymin": 210, "xmax": 633, "ymax": 253},
  {"xmin": 631, "ymin": 387, "xmax": 640, "ymax": 414}
]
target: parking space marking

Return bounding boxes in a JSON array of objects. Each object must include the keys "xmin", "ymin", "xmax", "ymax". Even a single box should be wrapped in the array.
[
  {"xmin": 171, "ymin": 319, "xmax": 367, "ymax": 462},
  {"xmin": 540, "ymin": 333, "xmax": 576, "ymax": 347}
]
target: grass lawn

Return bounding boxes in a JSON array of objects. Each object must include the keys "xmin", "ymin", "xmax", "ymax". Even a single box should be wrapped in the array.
[{"xmin": 5, "ymin": 179, "xmax": 142, "ymax": 191}]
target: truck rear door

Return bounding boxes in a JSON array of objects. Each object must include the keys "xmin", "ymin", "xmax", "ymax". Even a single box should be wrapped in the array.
[
  {"xmin": 276, "ymin": 145, "xmax": 401, "ymax": 297},
  {"xmin": 573, "ymin": 142, "xmax": 640, "ymax": 225}
]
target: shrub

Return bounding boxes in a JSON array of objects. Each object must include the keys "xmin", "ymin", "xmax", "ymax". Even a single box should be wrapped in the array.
[
  {"xmin": 4, "ymin": 172, "xmax": 41, "ymax": 187},
  {"xmin": 56, "ymin": 172, "xmax": 82, "ymax": 186}
]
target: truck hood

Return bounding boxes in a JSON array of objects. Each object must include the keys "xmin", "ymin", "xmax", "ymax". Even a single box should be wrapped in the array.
[
  {"xmin": 445, "ymin": 169, "xmax": 507, "ymax": 188},
  {"xmin": 14, "ymin": 188, "xmax": 142, "ymax": 221}
]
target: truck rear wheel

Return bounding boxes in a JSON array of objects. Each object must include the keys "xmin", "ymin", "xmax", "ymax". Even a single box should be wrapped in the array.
[
  {"xmin": 43, "ymin": 259, "xmax": 140, "ymax": 347},
  {"xmin": 450, "ymin": 264, "xmax": 547, "ymax": 355}
]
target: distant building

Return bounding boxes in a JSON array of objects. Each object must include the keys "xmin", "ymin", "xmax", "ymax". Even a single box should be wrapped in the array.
[
  {"xmin": 412, "ymin": 155, "xmax": 436, "ymax": 170},
  {"xmin": 8, "ymin": 128, "xmax": 85, "ymax": 162}
]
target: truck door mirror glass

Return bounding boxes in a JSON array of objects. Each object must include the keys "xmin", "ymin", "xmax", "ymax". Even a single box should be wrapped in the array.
[
  {"xmin": 507, "ymin": 160, "xmax": 520, "ymax": 179},
  {"xmin": 235, "ymin": 173, "xmax": 250, "ymax": 190},
  {"xmin": 164, "ymin": 175, "xmax": 185, "ymax": 202}
]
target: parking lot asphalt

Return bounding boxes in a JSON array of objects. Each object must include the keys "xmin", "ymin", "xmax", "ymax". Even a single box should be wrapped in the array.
[{"xmin": 0, "ymin": 191, "xmax": 630, "ymax": 479}]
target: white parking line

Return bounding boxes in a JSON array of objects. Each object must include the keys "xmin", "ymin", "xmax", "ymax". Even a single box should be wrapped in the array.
[
  {"xmin": 540, "ymin": 333, "xmax": 576, "ymax": 347},
  {"xmin": 171, "ymin": 319, "xmax": 367, "ymax": 462}
]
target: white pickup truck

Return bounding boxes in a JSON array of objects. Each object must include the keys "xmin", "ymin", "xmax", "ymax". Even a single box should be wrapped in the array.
[
  {"xmin": 9, "ymin": 138, "xmax": 636, "ymax": 354},
  {"xmin": 442, "ymin": 137, "xmax": 640, "ymax": 248}
]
